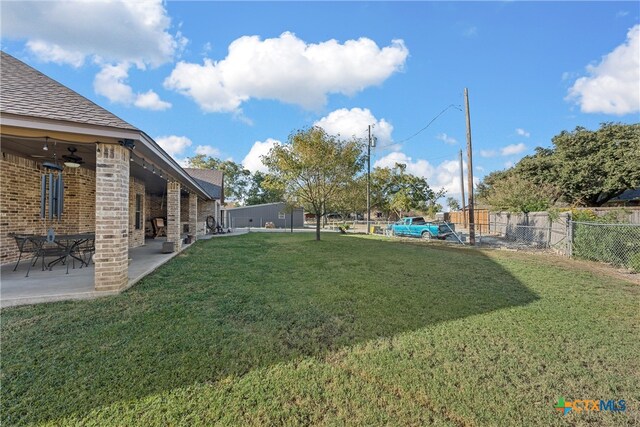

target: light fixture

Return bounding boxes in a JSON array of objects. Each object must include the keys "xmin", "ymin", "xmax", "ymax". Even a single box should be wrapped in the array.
[
  {"xmin": 62, "ymin": 146, "xmax": 84, "ymax": 168},
  {"xmin": 119, "ymin": 139, "xmax": 136, "ymax": 150},
  {"xmin": 43, "ymin": 137, "xmax": 49, "ymax": 151}
]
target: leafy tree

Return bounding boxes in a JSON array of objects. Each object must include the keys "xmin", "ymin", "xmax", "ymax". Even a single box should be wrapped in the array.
[
  {"xmin": 479, "ymin": 174, "xmax": 557, "ymax": 213},
  {"xmin": 262, "ymin": 127, "xmax": 364, "ymax": 240},
  {"xmin": 475, "ymin": 169, "xmax": 510, "ymax": 204},
  {"xmin": 477, "ymin": 123, "xmax": 640, "ymax": 209},
  {"xmin": 549, "ymin": 123, "xmax": 640, "ymax": 206},
  {"xmin": 245, "ymin": 171, "xmax": 284, "ymax": 206},
  {"xmin": 425, "ymin": 202, "xmax": 443, "ymax": 219},
  {"xmin": 371, "ymin": 163, "xmax": 443, "ymax": 218},
  {"xmin": 329, "ymin": 175, "xmax": 367, "ymax": 220},
  {"xmin": 187, "ymin": 154, "xmax": 251, "ymax": 202},
  {"xmin": 446, "ymin": 197, "xmax": 461, "ymax": 212}
]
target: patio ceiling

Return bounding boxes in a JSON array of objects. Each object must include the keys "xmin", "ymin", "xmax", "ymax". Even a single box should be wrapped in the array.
[{"xmin": 2, "ymin": 134, "xmax": 174, "ymax": 196}]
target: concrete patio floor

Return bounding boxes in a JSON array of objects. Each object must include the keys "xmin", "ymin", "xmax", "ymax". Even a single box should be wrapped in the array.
[{"xmin": 0, "ymin": 232, "xmax": 245, "ymax": 309}]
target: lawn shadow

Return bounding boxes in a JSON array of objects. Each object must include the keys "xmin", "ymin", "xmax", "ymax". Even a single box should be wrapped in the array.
[{"xmin": 1, "ymin": 233, "xmax": 539, "ymax": 425}]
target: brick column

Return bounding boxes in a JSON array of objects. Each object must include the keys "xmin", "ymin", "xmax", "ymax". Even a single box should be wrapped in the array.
[
  {"xmin": 95, "ymin": 143, "xmax": 129, "ymax": 291},
  {"xmin": 188, "ymin": 192, "xmax": 198, "ymax": 241},
  {"xmin": 167, "ymin": 180, "xmax": 181, "ymax": 252}
]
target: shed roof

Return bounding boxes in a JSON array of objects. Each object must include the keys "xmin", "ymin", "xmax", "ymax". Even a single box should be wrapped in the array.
[
  {"xmin": 0, "ymin": 51, "xmax": 137, "ymax": 131},
  {"xmin": 225, "ymin": 202, "xmax": 287, "ymax": 211},
  {"xmin": 607, "ymin": 188, "xmax": 640, "ymax": 202}
]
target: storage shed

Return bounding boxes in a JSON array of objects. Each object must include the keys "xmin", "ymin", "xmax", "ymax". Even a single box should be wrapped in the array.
[{"xmin": 226, "ymin": 202, "xmax": 304, "ymax": 228}]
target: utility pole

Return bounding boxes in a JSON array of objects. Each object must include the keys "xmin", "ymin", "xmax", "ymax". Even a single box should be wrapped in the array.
[
  {"xmin": 459, "ymin": 149, "xmax": 467, "ymax": 229},
  {"xmin": 367, "ymin": 125, "xmax": 372, "ymax": 235},
  {"xmin": 464, "ymin": 88, "xmax": 475, "ymax": 245}
]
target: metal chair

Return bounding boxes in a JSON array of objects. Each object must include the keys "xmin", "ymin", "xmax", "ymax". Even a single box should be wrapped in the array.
[
  {"xmin": 10, "ymin": 234, "xmax": 40, "ymax": 271},
  {"xmin": 76, "ymin": 235, "xmax": 95, "ymax": 267}
]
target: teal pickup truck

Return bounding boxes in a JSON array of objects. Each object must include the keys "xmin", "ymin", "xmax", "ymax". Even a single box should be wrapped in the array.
[{"xmin": 388, "ymin": 216, "xmax": 455, "ymax": 240}]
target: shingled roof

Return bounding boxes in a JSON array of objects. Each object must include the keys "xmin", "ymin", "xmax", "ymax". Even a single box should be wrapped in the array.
[
  {"xmin": 183, "ymin": 168, "xmax": 224, "ymax": 201},
  {"xmin": 0, "ymin": 51, "xmax": 137, "ymax": 131}
]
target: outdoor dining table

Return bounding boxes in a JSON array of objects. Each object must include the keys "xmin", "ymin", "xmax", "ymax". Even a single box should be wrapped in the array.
[{"xmin": 22, "ymin": 233, "xmax": 95, "ymax": 277}]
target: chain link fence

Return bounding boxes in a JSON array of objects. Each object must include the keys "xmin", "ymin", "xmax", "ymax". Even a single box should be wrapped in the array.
[
  {"xmin": 479, "ymin": 217, "xmax": 640, "ymax": 272},
  {"xmin": 570, "ymin": 221, "xmax": 640, "ymax": 270}
]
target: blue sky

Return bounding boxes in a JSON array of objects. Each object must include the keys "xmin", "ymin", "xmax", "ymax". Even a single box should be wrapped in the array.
[{"xmin": 1, "ymin": 1, "xmax": 639, "ymax": 204}]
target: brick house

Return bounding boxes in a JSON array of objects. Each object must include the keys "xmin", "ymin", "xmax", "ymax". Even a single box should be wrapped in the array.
[{"xmin": 0, "ymin": 51, "xmax": 222, "ymax": 291}]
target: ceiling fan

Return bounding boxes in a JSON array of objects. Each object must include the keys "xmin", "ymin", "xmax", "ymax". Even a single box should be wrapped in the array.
[{"xmin": 62, "ymin": 146, "xmax": 84, "ymax": 168}]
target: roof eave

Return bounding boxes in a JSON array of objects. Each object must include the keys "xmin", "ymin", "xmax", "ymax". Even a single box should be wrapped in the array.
[
  {"xmin": 138, "ymin": 132, "xmax": 213, "ymax": 200},
  {"xmin": 1, "ymin": 113, "xmax": 214, "ymax": 201}
]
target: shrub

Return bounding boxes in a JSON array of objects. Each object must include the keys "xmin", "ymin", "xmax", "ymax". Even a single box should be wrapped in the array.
[
  {"xmin": 571, "ymin": 209, "xmax": 640, "ymax": 269},
  {"xmin": 338, "ymin": 224, "xmax": 350, "ymax": 234},
  {"xmin": 629, "ymin": 253, "xmax": 640, "ymax": 273}
]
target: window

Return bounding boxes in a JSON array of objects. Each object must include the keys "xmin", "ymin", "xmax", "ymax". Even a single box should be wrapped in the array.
[
  {"xmin": 135, "ymin": 194, "xmax": 142, "ymax": 230},
  {"xmin": 278, "ymin": 212, "xmax": 286, "ymax": 219}
]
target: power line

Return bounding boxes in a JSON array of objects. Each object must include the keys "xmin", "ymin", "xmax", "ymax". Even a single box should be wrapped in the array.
[{"xmin": 377, "ymin": 104, "xmax": 462, "ymax": 149}]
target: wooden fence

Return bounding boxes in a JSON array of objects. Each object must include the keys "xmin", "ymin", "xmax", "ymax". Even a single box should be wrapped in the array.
[{"xmin": 444, "ymin": 209, "xmax": 490, "ymax": 234}]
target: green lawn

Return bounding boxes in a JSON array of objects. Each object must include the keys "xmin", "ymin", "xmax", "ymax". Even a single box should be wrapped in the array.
[{"xmin": 1, "ymin": 233, "xmax": 638, "ymax": 426}]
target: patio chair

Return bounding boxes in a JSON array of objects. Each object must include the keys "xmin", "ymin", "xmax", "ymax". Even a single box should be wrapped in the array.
[
  {"xmin": 152, "ymin": 217, "xmax": 166, "ymax": 237},
  {"xmin": 25, "ymin": 238, "xmax": 68, "ymax": 277},
  {"xmin": 10, "ymin": 234, "xmax": 40, "ymax": 271},
  {"xmin": 75, "ymin": 235, "xmax": 95, "ymax": 267}
]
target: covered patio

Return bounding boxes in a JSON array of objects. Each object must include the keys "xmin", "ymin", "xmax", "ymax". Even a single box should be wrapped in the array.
[
  {"xmin": 1, "ymin": 238, "xmax": 178, "ymax": 307},
  {"xmin": 0, "ymin": 52, "xmax": 223, "ymax": 305},
  {"xmin": 0, "ymin": 232, "xmax": 246, "ymax": 308}
]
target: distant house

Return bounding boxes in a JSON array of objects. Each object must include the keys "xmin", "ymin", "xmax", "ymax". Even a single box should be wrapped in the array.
[
  {"xmin": 602, "ymin": 188, "xmax": 640, "ymax": 207},
  {"xmin": 226, "ymin": 202, "xmax": 304, "ymax": 228},
  {"xmin": 183, "ymin": 168, "xmax": 224, "ymax": 228}
]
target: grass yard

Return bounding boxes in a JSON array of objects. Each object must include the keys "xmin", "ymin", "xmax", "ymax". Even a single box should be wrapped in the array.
[{"xmin": 1, "ymin": 233, "xmax": 639, "ymax": 426}]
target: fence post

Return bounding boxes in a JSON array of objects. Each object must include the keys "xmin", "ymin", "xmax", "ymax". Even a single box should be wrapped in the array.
[{"xmin": 566, "ymin": 218, "xmax": 573, "ymax": 257}]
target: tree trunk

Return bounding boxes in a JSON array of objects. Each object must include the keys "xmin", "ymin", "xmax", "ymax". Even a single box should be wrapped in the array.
[{"xmin": 315, "ymin": 213, "xmax": 321, "ymax": 241}]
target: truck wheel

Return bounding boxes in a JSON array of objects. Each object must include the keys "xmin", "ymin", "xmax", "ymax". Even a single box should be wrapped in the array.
[{"xmin": 421, "ymin": 231, "xmax": 432, "ymax": 240}]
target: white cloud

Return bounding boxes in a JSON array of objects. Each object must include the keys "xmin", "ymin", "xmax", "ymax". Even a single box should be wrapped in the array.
[
  {"xmin": 155, "ymin": 135, "xmax": 193, "ymax": 157},
  {"xmin": 164, "ymin": 32, "xmax": 408, "ymax": 113},
  {"xmin": 25, "ymin": 40, "xmax": 85, "ymax": 68},
  {"xmin": 1, "ymin": 0, "xmax": 185, "ymax": 67},
  {"xmin": 504, "ymin": 160, "xmax": 515, "ymax": 168},
  {"xmin": 475, "ymin": 165, "xmax": 485, "ymax": 172},
  {"xmin": 567, "ymin": 24, "xmax": 640, "ymax": 115},
  {"xmin": 242, "ymin": 138, "xmax": 281, "ymax": 173},
  {"xmin": 94, "ymin": 63, "xmax": 135, "ymax": 104},
  {"xmin": 94, "ymin": 62, "xmax": 172, "ymax": 110},
  {"xmin": 480, "ymin": 149, "xmax": 497, "ymax": 158},
  {"xmin": 374, "ymin": 151, "xmax": 479, "ymax": 201},
  {"xmin": 314, "ymin": 108, "xmax": 394, "ymax": 146},
  {"xmin": 375, "ymin": 151, "xmax": 434, "ymax": 178},
  {"xmin": 436, "ymin": 133, "xmax": 457, "ymax": 145},
  {"xmin": 501, "ymin": 143, "xmax": 526, "ymax": 156},
  {"xmin": 134, "ymin": 90, "xmax": 172, "ymax": 111},
  {"xmin": 175, "ymin": 158, "xmax": 191, "ymax": 168},
  {"xmin": 515, "ymin": 128, "xmax": 530, "ymax": 138},
  {"xmin": 195, "ymin": 145, "xmax": 221, "ymax": 157}
]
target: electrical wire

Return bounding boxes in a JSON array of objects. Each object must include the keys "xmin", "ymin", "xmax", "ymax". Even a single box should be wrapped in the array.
[{"xmin": 376, "ymin": 104, "xmax": 462, "ymax": 149}]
